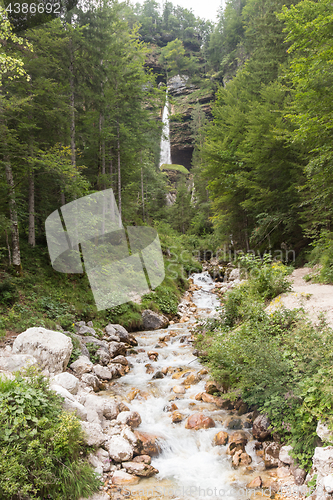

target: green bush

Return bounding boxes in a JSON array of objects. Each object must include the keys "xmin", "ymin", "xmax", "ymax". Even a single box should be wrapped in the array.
[
  {"xmin": 0, "ymin": 280, "xmax": 19, "ymax": 305},
  {"xmin": 307, "ymin": 230, "xmax": 333, "ymax": 284},
  {"xmin": 0, "ymin": 370, "xmax": 101, "ymax": 500}
]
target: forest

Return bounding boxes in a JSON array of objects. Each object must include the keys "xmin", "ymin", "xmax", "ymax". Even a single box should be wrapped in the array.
[{"xmin": 1, "ymin": 0, "xmax": 333, "ymax": 498}]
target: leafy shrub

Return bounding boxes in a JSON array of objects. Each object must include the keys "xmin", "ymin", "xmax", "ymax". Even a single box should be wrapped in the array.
[
  {"xmin": 142, "ymin": 286, "xmax": 179, "ymax": 315},
  {"xmin": 307, "ymin": 230, "xmax": 333, "ymax": 284},
  {"xmin": 0, "ymin": 280, "xmax": 19, "ymax": 305},
  {"xmin": 85, "ymin": 343, "xmax": 100, "ymax": 364},
  {"xmin": 0, "ymin": 370, "xmax": 101, "ymax": 499}
]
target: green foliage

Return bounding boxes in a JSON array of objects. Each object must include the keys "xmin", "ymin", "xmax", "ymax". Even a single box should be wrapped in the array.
[
  {"xmin": 307, "ymin": 231, "xmax": 333, "ymax": 284},
  {"xmin": 0, "ymin": 370, "xmax": 101, "ymax": 499},
  {"xmin": 0, "ymin": 280, "xmax": 19, "ymax": 305},
  {"xmin": 142, "ymin": 285, "xmax": 179, "ymax": 315},
  {"xmin": 85, "ymin": 343, "xmax": 100, "ymax": 364}
]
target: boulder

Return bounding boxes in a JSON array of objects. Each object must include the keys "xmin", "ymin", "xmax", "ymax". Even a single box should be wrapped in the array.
[
  {"xmin": 201, "ymin": 393, "xmax": 216, "ymax": 403},
  {"xmin": 95, "ymin": 447, "xmax": 111, "ymax": 472},
  {"xmin": 148, "ymin": 351, "xmax": 159, "ymax": 361},
  {"xmin": 247, "ymin": 476, "xmax": 262, "ymax": 488},
  {"xmin": 224, "ymin": 416, "xmax": 243, "ymax": 430},
  {"xmin": 80, "ymin": 393, "xmax": 118, "ymax": 422},
  {"xmin": 93, "ymin": 364, "xmax": 113, "ymax": 380},
  {"xmin": 213, "ymin": 431, "xmax": 229, "ymax": 446},
  {"xmin": 50, "ymin": 383, "xmax": 87, "ymax": 420},
  {"xmin": 110, "ymin": 355, "xmax": 128, "ymax": 366},
  {"xmin": 132, "ymin": 455, "xmax": 151, "ymax": 464},
  {"xmin": 252, "ymin": 414, "xmax": 271, "ymax": 441},
  {"xmin": 108, "ymin": 341, "xmax": 127, "ymax": 358},
  {"xmin": 317, "ymin": 420, "xmax": 333, "ymax": 443},
  {"xmin": 117, "ymin": 411, "xmax": 141, "ymax": 428},
  {"xmin": 185, "ymin": 413, "xmax": 215, "ymax": 430},
  {"xmin": 263, "ymin": 442, "xmax": 281, "ymax": 468},
  {"xmin": 227, "ymin": 431, "xmax": 248, "ymax": 456},
  {"xmin": 291, "ymin": 465, "xmax": 306, "ymax": 485},
  {"xmin": 134, "ymin": 431, "xmax": 162, "ymax": 456},
  {"xmin": 105, "ymin": 324, "xmax": 117, "ymax": 337},
  {"xmin": 111, "ymin": 324, "xmax": 138, "ymax": 346},
  {"xmin": 232, "ymin": 450, "xmax": 252, "ymax": 467},
  {"xmin": 111, "ymin": 470, "xmax": 139, "ymax": 485},
  {"xmin": 105, "ymin": 435, "xmax": 134, "ymax": 462},
  {"xmin": 12, "ymin": 327, "xmax": 72, "ymax": 375},
  {"xmin": 81, "ymin": 373, "xmax": 101, "ymax": 392},
  {"xmin": 70, "ymin": 355, "xmax": 93, "ymax": 376},
  {"xmin": 173, "ymin": 385, "xmax": 186, "ymax": 395},
  {"xmin": 95, "ymin": 348, "xmax": 110, "ymax": 366},
  {"xmin": 0, "ymin": 353, "xmax": 37, "ymax": 372},
  {"xmin": 171, "ymin": 411, "xmax": 184, "ymax": 423},
  {"xmin": 51, "ymin": 372, "xmax": 79, "ymax": 395},
  {"xmin": 77, "ymin": 326, "xmax": 97, "ymax": 337},
  {"xmin": 121, "ymin": 461, "xmax": 158, "ymax": 477},
  {"xmin": 276, "ymin": 466, "xmax": 292, "ymax": 478},
  {"xmin": 87, "ymin": 453, "xmax": 104, "ymax": 476},
  {"xmin": 183, "ymin": 372, "xmax": 200, "ymax": 385},
  {"xmin": 279, "ymin": 445, "xmax": 294, "ymax": 465},
  {"xmin": 322, "ymin": 475, "xmax": 333, "ymax": 494},
  {"xmin": 313, "ymin": 446, "xmax": 333, "ymax": 481},
  {"xmin": 142, "ymin": 309, "xmax": 169, "ymax": 330}
]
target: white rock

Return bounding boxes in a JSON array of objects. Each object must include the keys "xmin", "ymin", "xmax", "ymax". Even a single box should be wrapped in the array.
[
  {"xmin": 121, "ymin": 426, "xmax": 138, "ymax": 446},
  {"xmin": 111, "ymin": 470, "xmax": 139, "ymax": 485},
  {"xmin": 105, "ymin": 324, "xmax": 117, "ymax": 336},
  {"xmin": 79, "ymin": 493, "xmax": 110, "ymax": 500},
  {"xmin": 70, "ymin": 355, "xmax": 93, "ymax": 375},
  {"xmin": 0, "ymin": 353, "xmax": 37, "ymax": 372},
  {"xmin": 313, "ymin": 446, "xmax": 333, "ymax": 482},
  {"xmin": 322, "ymin": 475, "xmax": 333, "ymax": 494},
  {"xmin": 95, "ymin": 447, "xmax": 111, "ymax": 472},
  {"xmin": 87, "ymin": 453, "xmax": 103, "ymax": 476},
  {"xmin": 279, "ymin": 445, "xmax": 294, "ymax": 465},
  {"xmin": 317, "ymin": 421, "xmax": 333, "ymax": 443},
  {"xmin": 0, "ymin": 369, "xmax": 15, "ymax": 380},
  {"xmin": 229, "ymin": 268, "xmax": 240, "ymax": 281},
  {"xmin": 12, "ymin": 327, "xmax": 72, "ymax": 375},
  {"xmin": 81, "ymin": 393, "xmax": 118, "ymax": 421},
  {"xmin": 51, "ymin": 372, "xmax": 79, "ymax": 395},
  {"xmin": 105, "ymin": 435, "xmax": 134, "ymax": 462},
  {"xmin": 81, "ymin": 373, "xmax": 100, "ymax": 391},
  {"xmin": 80, "ymin": 421, "xmax": 107, "ymax": 447},
  {"xmin": 50, "ymin": 383, "xmax": 87, "ymax": 420},
  {"xmin": 93, "ymin": 364, "xmax": 113, "ymax": 380}
]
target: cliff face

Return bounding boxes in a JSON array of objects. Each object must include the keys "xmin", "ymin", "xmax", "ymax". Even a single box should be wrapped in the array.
[{"xmin": 167, "ymin": 75, "xmax": 214, "ymax": 170}]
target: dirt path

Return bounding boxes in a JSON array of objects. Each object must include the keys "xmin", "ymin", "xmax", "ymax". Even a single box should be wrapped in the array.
[{"xmin": 267, "ymin": 267, "xmax": 333, "ymax": 328}]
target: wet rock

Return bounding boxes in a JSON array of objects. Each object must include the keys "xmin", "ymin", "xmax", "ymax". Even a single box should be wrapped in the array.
[
  {"xmin": 51, "ymin": 372, "xmax": 80, "ymax": 395},
  {"xmin": 205, "ymin": 381, "xmax": 218, "ymax": 395},
  {"xmin": 163, "ymin": 402, "xmax": 178, "ymax": 412},
  {"xmin": 171, "ymin": 411, "xmax": 184, "ymax": 423},
  {"xmin": 142, "ymin": 309, "xmax": 169, "ymax": 330},
  {"xmin": 109, "ymin": 342, "xmax": 127, "ymax": 358},
  {"xmin": 279, "ymin": 445, "xmax": 294, "ymax": 465},
  {"xmin": 213, "ymin": 431, "xmax": 229, "ymax": 446},
  {"xmin": 201, "ymin": 393, "xmax": 216, "ymax": 403},
  {"xmin": 195, "ymin": 392, "xmax": 203, "ymax": 401},
  {"xmin": 225, "ymin": 416, "xmax": 243, "ymax": 430},
  {"xmin": 252, "ymin": 414, "xmax": 271, "ymax": 441},
  {"xmin": 134, "ymin": 431, "xmax": 162, "ymax": 456},
  {"xmin": 236, "ymin": 402, "xmax": 249, "ymax": 416},
  {"xmin": 232, "ymin": 450, "xmax": 252, "ymax": 467},
  {"xmin": 227, "ymin": 431, "xmax": 248, "ymax": 455},
  {"xmin": 185, "ymin": 413, "xmax": 215, "ymax": 430},
  {"xmin": 105, "ymin": 435, "xmax": 134, "ymax": 462},
  {"xmin": 12, "ymin": 327, "xmax": 73, "ymax": 375},
  {"xmin": 132, "ymin": 455, "xmax": 151, "ymax": 464},
  {"xmin": 152, "ymin": 371, "xmax": 164, "ymax": 379},
  {"xmin": 276, "ymin": 466, "xmax": 291, "ymax": 478},
  {"xmin": 93, "ymin": 364, "xmax": 113, "ymax": 380},
  {"xmin": 183, "ymin": 372, "xmax": 200, "ymax": 385},
  {"xmin": 110, "ymin": 355, "xmax": 128, "ymax": 366},
  {"xmin": 70, "ymin": 355, "xmax": 93, "ymax": 376},
  {"xmin": 118, "ymin": 402, "xmax": 130, "ymax": 413},
  {"xmin": 81, "ymin": 421, "xmax": 106, "ymax": 447},
  {"xmin": 247, "ymin": 476, "xmax": 262, "ymax": 488},
  {"xmin": 198, "ymin": 368, "xmax": 208, "ymax": 376},
  {"xmin": 111, "ymin": 470, "xmax": 139, "ymax": 485},
  {"xmin": 214, "ymin": 398, "xmax": 234, "ymax": 410},
  {"xmin": 159, "ymin": 334, "xmax": 170, "ymax": 342},
  {"xmin": 122, "ymin": 461, "xmax": 159, "ymax": 477},
  {"xmin": 145, "ymin": 364, "xmax": 154, "ymax": 374},
  {"xmin": 161, "ymin": 366, "xmax": 169, "ymax": 375},
  {"xmin": 116, "ymin": 411, "xmax": 142, "ymax": 428},
  {"xmin": 147, "ymin": 350, "xmax": 159, "ymax": 361},
  {"xmin": 263, "ymin": 442, "xmax": 281, "ymax": 468},
  {"xmin": 173, "ymin": 385, "xmax": 186, "ymax": 394}
]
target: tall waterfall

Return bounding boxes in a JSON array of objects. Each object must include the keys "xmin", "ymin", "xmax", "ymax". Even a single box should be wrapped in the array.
[{"xmin": 159, "ymin": 92, "xmax": 171, "ymax": 167}]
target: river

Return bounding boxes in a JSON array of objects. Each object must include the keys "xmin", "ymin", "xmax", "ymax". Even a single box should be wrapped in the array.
[{"xmin": 101, "ymin": 272, "xmax": 274, "ymax": 500}]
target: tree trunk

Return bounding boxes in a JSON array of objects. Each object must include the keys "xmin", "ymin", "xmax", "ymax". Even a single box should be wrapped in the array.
[
  {"xmin": 69, "ymin": 35, "xmax": 76, "ymax": 169},
  {"xmin": 5, "ymin": 159, "xmax": 22, "ymax": 274},
  {"xmin": 141, "ymin": 165, "xmax": 145, "ymax": 222},
  {"xmin": 28, "ymin": 169, "xmax": 35, "ymax": 246},
  {"xmin": 5, "ymin": 230, "xmax": 11, "ymax": 266},
  {"xmin": 117, "ymin": 120, "xmax": 122, "ymax": 226}
]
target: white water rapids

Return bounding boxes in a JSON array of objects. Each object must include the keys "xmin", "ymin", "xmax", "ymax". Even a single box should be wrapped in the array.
[
  {"xmin": 159, "ymin": 93, "xmax": 171, "ymax": 167},
  {"xmin": 104, "ymin": 273, "xmax": 265, "ymax": 499}
]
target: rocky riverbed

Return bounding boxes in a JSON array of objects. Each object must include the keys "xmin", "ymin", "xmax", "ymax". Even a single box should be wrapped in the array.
[{"xmin": 1, "ymin": 270, "xmax": 332, "ymax": 500}]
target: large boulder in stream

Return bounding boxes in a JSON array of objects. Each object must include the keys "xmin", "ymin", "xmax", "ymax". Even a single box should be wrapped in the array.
[
  {"xmin": 185, "ymin": 413, "xmax": 215, "ymax": 430},
  {"xmin": 252, "ymin": 414, "xmax": 272, "ymax": 441},
  {"xmin": 142, "ymin": 309, "xmax": 169, "ymax": 330},
  {"xmin": 12, "ymin": 327, "xmax": 72, "ymax": 375}
]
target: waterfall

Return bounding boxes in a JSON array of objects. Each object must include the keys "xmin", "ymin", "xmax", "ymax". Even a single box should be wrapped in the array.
[{"xmin": 159, "ymin": 92, "xmax": 171, "ymax": 167}]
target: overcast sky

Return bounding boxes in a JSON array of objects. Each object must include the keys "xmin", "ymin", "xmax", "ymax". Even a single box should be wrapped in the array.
[{"xmin": 130, "ymin": 0, "xmax": 224, "ymax": 23}]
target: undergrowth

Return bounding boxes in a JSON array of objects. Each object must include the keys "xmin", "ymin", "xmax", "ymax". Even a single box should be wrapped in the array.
[{"xmin": 0, "ymin": 368, "xmax": 101, "ymax": 499}]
